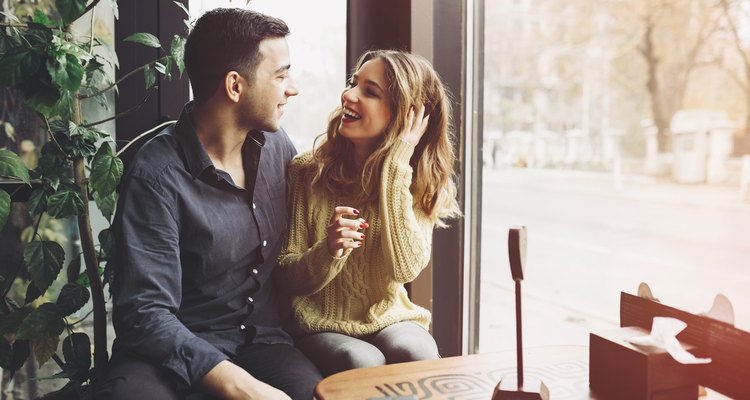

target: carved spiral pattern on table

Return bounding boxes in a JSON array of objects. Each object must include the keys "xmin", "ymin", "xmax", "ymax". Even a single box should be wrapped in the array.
[{"xmin": 372, "ymin": 360, "xmax": 590, "ymax": 400}]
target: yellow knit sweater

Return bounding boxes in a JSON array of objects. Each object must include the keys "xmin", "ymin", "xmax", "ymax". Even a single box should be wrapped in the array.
[{"xmin": 277, "ymin": 140, "xmax": 434, "ymax": 337}]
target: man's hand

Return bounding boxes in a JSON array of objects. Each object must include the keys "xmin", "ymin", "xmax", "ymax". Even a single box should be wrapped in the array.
[
  {"xmin": 327, "ymin": 206, "xmax": 367, "ymax": 258},
  {"xmin": 201, "ymin": 360, "xmax": 291, "ymax": 400}
]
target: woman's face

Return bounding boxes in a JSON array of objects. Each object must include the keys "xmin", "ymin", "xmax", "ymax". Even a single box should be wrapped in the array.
[{"xmin": 338, "ymin": 58, "xmax": 393, "ymax": 149}]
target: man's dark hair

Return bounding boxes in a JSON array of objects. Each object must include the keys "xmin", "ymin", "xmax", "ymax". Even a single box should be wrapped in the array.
[{"xmin": 184, "ymin": 8, "xmax": 290, "ymax": 103}]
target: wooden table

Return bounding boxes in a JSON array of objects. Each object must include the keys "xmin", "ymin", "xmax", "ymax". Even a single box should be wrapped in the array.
[{"xmin": 315, "ymin": 345, "xmax": 594, "ymax": 400}]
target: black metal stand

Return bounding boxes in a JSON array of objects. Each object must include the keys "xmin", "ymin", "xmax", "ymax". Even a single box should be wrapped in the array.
[{"xmin": 493, "ymin": 227, "xmax": 549, "ymax": 400}]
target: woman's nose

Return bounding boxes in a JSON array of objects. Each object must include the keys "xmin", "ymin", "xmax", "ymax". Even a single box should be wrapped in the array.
[{"xmin": 342, "ymin": 87, "xmax": 357, "ymax": 102}]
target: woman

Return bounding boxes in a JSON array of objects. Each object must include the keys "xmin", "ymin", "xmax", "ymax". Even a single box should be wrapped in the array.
[{"xmin": 277, "ymin": 49, "xmax": 460, "ymax": 376}]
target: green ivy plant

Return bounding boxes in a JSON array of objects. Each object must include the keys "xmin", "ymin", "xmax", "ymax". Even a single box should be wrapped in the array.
[{"xmin": 0, "ymin": 0, "xmax": 188, "ymax": 396}]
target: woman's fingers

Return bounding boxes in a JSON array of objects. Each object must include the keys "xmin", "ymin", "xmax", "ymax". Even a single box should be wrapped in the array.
[
  {"xmin": 415, "ymin": 104, "xmax": 426, "ymax": 128},
  {"xmin": 402, "ymin": 105, "xmax": 430, "ymax": 146},
  {"xmin": 330, "ymin": 206, "xmax": 359, "ymax": 224},
  {"xmin": 327, "ymin": 207, "xmax": 368, "ymax": 256},
  {"xmin": 329, "ymin": 217, "xmax": 367, "ymax": 232}
]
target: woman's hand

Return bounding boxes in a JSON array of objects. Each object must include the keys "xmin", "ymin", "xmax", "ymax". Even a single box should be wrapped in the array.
[
  {"xmin": 400, "ymin": 105, "xmax": 430, "ymax": 147},
  {"xmin": 327, "ymin": 206, "xmax": 368, "ymax": 258}
]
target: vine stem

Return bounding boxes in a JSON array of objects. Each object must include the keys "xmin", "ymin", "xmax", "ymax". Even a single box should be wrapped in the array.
[
  {"xmin": 82, "ymin": 88, "xmax": 156, "ymax": 128},
  {"xmin": 69, "ymin": 21, "xmax": 108, "ymax": 377},
  {"xmin": 77, "ymin": 63, "xmax": 149, "ymax": 100}
]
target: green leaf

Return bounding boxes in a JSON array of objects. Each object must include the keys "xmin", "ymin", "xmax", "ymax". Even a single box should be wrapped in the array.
[
  {"xmin": 98, "ymin": 228, "xmax": 113, "ymax": 261},
  {"xmin": 69, "ymin": 135, "xmax": 97, "ymax": 159},
  {"xmin": 24, "ymin": 241, "xmax": 65, "ymax": 295},
  {"xmin": 154, "ymin": 61, "xmax": 167, "ymax": 75},
  {"xmin": 47, "ymin": 53, "xmax": 84, "ymax": 93},
  {"xmin": 160, "ymin": 57, "xmax": 173, "ymax": 79},
  {"xmin": 16, "ymin": 303, "xmax": 65, "ymax": 340},
  {"xmin": 66, "ymin": 253, "xmax": 82, "ymax": 285},
  {"xmin": 76, "ymin": 265, "xmax": 103, "ymax": 288},
  {"xmin": 174, "ymin": 1, "xmax": 189, "ymax": 17},
  {"xmin": 90, "ymin": 145, "xmax": 123, "ymax": 197},
  {"xmin": 56, "ymin": 0, "xmax": 87, "ymax": 25},
  {"xmin": 108, "ymin": 0, "xmax": 119, "ymax": 19},
  {"xmin": 0, "ymin": 149, "xmax": 31, "ymax": 184},
  {"xmin": 32, "ymin": 10, "xmax": 63, "ymax": 28},
  {"xmin": 10, "ymin": 339, "xmax": 30, "ymax": 377},
  {"xmin": 83, "ymin": 57, "xmax": 105, "ymax": 87},
  {"xmin": 0, "ymin": 337, "xmax": 10, "ymax": 369},
  {"xmin": 62, "ymin": 333, "xmax": 90, "ymax": 381},
  {"xmin": 0, "ymin": 189, "xmax": 9, "ymax": 230},
  {"xmin": 27, "ymin": 187, "xmax": 48, "ymax": 217},
  {"xmin": 47, "ymin": 187, "xmax": 85, "ymax": 218},
  {"xmin": 32, "ymin": 336, "xmax": 59, "ymax": 366},
  {"xmin": 0, "ymin": 46, "xmax": 42, "ymax": 86},
  {"xmin": 144, "ymin": 64, "xmax": 157, "ymax": 89},
  {"xmin": 103, "ymin": 260, "xmax": 113, "ymax": 287},
  {"xmin": 25, "ymin": 282, "xmax": 44, "ymax": 305},
  {"xmin": 93, "ymin": 190, "xmax": 116, "ymax": 221},
  {"xmin": 170, "ymin": 36, "xmax": 186, "ymax": 77},
  {"xmin": 21, "ymin": 75, "xmax": 67, "ymax": 119},
  {"xmin": 56, "ymin": 283, "xmax": 90, "ymax": 316},
  {"xmin": 0, "ymin": 308, "xmax": 32, "ymax": 334},
  {"xmin": 24, "ymin": 23, "xmax": 54, "ymax": 49},
  {"xmin": 124, "ymin": 33, "xmax": 161, "ymax": 49}
]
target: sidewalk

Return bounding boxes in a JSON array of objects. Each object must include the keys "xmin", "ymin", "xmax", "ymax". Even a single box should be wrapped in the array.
[{"xmin": 483, "ymin": 166, "xmax": 750, "ymax": 213}]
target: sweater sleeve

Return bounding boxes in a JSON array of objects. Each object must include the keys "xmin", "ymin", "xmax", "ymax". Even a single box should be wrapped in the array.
[
  {"xmin": 276, "ymin": 155, "xmax": 351, "ymax": 296},
  {"xmin": 379, "ymin": 139, "xmax": 435, "ymax": 283}
]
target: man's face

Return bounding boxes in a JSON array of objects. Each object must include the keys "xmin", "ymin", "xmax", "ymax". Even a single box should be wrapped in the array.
[{"xmin": 239, "ymin": 37, "xmax": 298, "ymax": 132}]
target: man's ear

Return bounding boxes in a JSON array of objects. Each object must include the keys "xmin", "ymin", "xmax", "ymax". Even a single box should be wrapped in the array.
[{"xmin": 224, "ymin": 71, "xmax": 243, "ymax": 103}]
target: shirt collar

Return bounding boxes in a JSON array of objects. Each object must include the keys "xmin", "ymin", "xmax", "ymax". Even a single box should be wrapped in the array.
[
  {"xmin": 175, "ymin": 101, "xmax": 214, "ymax": 180},
  {"xmin": 174, "ymin": 102, "xmax": 268, "ymax": 180}
]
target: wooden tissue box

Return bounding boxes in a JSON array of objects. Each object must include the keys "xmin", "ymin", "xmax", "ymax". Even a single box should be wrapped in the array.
[{"xmin": 589, "ymin": 326, "xmax": 702, "ymax": 400}]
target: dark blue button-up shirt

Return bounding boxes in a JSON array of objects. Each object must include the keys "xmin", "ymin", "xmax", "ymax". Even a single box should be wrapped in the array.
[{"xmin": 111, "ymin": 103, "xmax": 296, "ymax": 388}]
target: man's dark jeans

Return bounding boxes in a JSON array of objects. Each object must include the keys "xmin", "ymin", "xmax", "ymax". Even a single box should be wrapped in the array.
[{"xmin": 96, "ymin": 343, "xmax": 322, "ymax": 400}]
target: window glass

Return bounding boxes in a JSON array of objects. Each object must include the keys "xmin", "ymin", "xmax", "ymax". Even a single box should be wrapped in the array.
[
  {"xmin": 189, "ymin": 0, "xmax": 346, "ymax": 151},
  {"xmin": 479, "ymin": 0, "xmax": 750, "ymax": 354}
]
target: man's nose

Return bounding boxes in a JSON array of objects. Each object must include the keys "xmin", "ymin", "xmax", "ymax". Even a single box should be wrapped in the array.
[{"xmin": 286, "ymin": 77, "xmax": 299, "ymax": 97}]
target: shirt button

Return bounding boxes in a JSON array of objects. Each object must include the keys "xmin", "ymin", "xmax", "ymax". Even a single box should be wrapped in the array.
[
  {"xmin": 262, "ymin": 240, "xmax": 267, "ymax": 247},
  {"xmin": 247, "ymin": 297, "xmax": 254, "ymax": 304},
  {"xmin": 252, "ymin": 268, "xmax": 259, "ymax": 275},
  {"xmin": 252, "ymin": 203, "xmax": 257, "ymax": 209},
  {"xmin": 240, "ymin": 324, "xmax": 246, "ymax": 330}
]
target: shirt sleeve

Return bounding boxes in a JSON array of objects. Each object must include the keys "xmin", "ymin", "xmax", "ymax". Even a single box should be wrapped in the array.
[
  {"xmin": 379, "ymin": 140, "xmax": 435, "ymax": 283},
  {"xmin": 275, "ymin": 157, "xmax": 351, "ymax": 296},
  {"xmin": 112, "ymin": 171, "xmax": 228, "ymax": 388}
]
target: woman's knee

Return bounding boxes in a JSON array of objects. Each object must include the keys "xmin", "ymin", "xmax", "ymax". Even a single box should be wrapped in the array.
[
  {"xmin": 373, "ymin": 322, "xmax": 440, "ymax": 363},
  {"xmin": 383, "ymin": 336, "xmax": 440, "ymax": 363},
  {"xmin": 298, "ymin": 333, "xmax": 386, "ymax": 375},
  {"xmin": 332, "ymin": 341, "xmax": 386, "ymax": 370}
]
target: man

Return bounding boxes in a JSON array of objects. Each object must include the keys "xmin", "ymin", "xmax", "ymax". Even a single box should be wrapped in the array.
[{"xmin": 98, "ymin": 8, "xmax": 322, "ymax": 400}]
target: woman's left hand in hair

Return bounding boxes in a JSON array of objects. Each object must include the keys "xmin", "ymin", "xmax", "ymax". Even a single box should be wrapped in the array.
[{"xmin": 400, "ymin": 105, "xmax": 430, "ymax": 147}]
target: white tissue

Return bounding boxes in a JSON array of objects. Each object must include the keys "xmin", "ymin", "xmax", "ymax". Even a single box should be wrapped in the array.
[{"xmin": 626, "ymin": 317, "xmax": 712, "ymax": 364}]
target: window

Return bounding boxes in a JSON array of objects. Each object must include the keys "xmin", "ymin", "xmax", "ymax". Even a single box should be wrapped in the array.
[{"xmin": 475, "ymin": 0, "xmax": 750, "ymax": 355}]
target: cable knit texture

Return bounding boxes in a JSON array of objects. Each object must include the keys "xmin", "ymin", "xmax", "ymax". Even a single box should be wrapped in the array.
[{"xmin": 277, "ymin": 140, "xmax": 434, "ymax": 337}]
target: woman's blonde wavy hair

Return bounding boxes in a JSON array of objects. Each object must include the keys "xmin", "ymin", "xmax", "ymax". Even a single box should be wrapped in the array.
[{"xmin": 309, "ymin": 49, "xmax": 460, "ymax": 226}]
